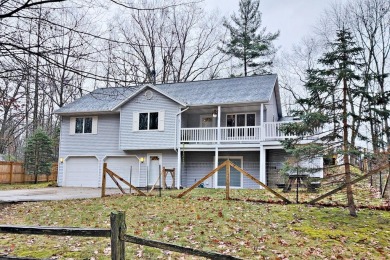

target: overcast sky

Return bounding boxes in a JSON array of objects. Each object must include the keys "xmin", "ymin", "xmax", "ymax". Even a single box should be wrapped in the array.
[{"xmin": 204, "ymin": 0, "xmax": 347, "ymax": 52}]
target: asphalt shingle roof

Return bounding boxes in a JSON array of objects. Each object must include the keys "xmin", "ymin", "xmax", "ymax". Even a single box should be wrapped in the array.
[
  {"xmin": 55, "ymin": 74, "xmax": 277, "ymax": 114},
  {"xmin": 156, "ymin": 74, "xmax": 277, "ymax": 106},
  {"xmin": 55, "ymin": 87, "xmax": 139, "ymax": 114}
]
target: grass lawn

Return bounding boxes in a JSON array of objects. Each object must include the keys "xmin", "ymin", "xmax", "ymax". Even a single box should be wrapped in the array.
[
  {"xmin": 0, "ymin": 187, "xmax": 389, "ymax": 259},
  {"xmin": 0, "ymin": 182, "xmax": 56, "ymax": 191}
]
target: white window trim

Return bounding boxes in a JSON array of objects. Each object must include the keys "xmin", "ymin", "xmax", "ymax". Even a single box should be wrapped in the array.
[
  {"xmin": 226, "ymin": 112, "xmax": 256, "ymax": 127},
  {"xmin": 133, "ymin": 111, "xmax": 165, "ymax": 132},
  {"xmin": 215, "ymin": 156, "xmax": 243, "ymax": 189},
  {"xmin": 69, "ymin": 116, "xmax": 98, "ymax": 135}
]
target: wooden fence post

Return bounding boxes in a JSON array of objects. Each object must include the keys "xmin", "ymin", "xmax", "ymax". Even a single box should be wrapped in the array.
[
  {"xmin": 9, "ymin": 162, "xmax": 14, "ymax": 184},
  {"xmin": 162, "ymin": 167, "xmax": 166, "ymax": 189},
  {"xmin": 110, "ymin": 211, "xmax": 126, "ymax": 260},
  {"xmin": 23, "ymin": 163, "xmax": 26, "ymax": 183},
  {"xmin": 226, "ymin": 161, "xmax": 230, "ymax": 200},
  {"xmin": 102, "ymin": 163, "xmax": 107, "ymax": 197}
]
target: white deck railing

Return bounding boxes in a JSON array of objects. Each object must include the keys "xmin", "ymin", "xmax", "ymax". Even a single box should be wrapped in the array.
[
  {"xmin": 181, "ymin": 127, "xmax": 217, "ymax": 143},
  {"xmin": 263, "ymin": 122, "xmax": 296, "ymax": 140},
  {"xmin": 220, "ymin": 126, "xmax": 261, "ymax": 142},
  {"xmin": 180, "ymin": 122, "xmax": 296, "ymax": 143}
]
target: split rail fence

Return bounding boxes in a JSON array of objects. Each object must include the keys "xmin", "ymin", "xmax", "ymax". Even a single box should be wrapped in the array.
[
  {"xmin": 0, "ymin": 211, "xmax": 239, "ymax": 260},
  {"xmin": 0, "ymin": 162, "xmax": 57, "ymax": 184}
]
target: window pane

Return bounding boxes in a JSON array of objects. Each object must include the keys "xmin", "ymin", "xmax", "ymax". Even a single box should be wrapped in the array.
[
  {"xmin": 139, "ymin": 113, "xmax": 148, "ymax": 130},
  {"xmin": 149, "ymin": 112, "xmax": 159, "ymax": 130},
  {"xmin": 237, "ymin": 114, "xmax": 245, "ymax": 126},
  {"xmin": 237, "ymin": 114, "xmax": 245, "ymax": 136},
  {"xmin": 84, "ymin": 118, "xmax": 93, "ymax": 133},
  {"xmin": 227, "ymin": 115, "xmax": 235, "ymax": 127},
  {"xmin": 227, "ymin": 115, "xmax": 235, "ymax": 137},
  {"xmin": 230, "ymin": 159, "xmax": 241, "ymax": 187},
  {"xmin": 75, "ymin": 118, "xmax": 84, "ymax": 133},
  {"xmin": 247, "ymin": 114, "xmax": 255, "ymax": 136},
  {"xmin": 247, "ymin": 114, "xmax": 255, "ymax": 126}
]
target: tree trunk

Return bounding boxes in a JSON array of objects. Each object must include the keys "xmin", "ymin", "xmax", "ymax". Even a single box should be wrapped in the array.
[
  {"xmin": 343, "ymin": 77, "xmax": 357, "ymax": 217},
  {"xmin": 33, "ymin": 7, "xmax": 42, "ymax": 132},
  {"xmin": 243, "ymin": 46, "xmax": 247, "ymax": 76}
]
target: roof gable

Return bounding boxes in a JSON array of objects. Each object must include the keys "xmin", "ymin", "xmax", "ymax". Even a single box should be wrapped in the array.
[{"xmin": 112, "ymin": 84, "xmax": 186, "ymax": 110}]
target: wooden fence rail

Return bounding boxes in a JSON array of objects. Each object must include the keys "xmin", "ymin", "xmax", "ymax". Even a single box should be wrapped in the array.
[
  {"xmin": 177, "ymin": 160, "xmax": 292, "ymax": 204},
  {"xmin": 101, "ymin": 163, "xmax": 146, "ymax": 197},
  {"xmin": 0, "ymin": 212, "xmax": 240, "ymax": 260},
  {"xmin": 0, "ymin": 162, "xmax": 57, "ymax": 184}
]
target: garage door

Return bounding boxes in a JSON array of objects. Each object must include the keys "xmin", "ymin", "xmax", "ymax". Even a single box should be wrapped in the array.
[
  {"xmin": 105, "ymin": 157, "xmax": 140, "ymax": 188},
  {"xmin": 65, "ymin": 157, "xmax": 99, "ymax": 187}
]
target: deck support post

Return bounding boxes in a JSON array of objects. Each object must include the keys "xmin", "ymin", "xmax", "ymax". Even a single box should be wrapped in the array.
[
  {"xmin": 217, "ymin": 105, "xmax": 221, "ymax": 144},
  {"xmin": 259, "ymin": 146, "xmax": 266, "ymax": 188},
  {"xmin": 177, "ymin": 147, "xmax": 181, "ymax": 189},
  {"xmin": 214, "ymin": 147, "xmax": 219, "ymax": 188}
]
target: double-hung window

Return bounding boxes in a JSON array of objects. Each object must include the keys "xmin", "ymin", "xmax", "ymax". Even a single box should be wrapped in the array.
[
  {"xmin": 76, "ymin": 117, "xmax": 93, "ymax": 133},
  {"xmin": 139, "ymin": 112, "xmax": 159, "ymax": 130},
  {"xmin": 133, "ymin": 111, "xmax": 165, "ymax": 131},
  {"xmin": 70, "ymin": 116, "xmax": 98, "ymax": 135}
]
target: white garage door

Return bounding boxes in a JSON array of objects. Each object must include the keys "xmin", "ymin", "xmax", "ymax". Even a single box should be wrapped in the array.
[
  {"xmin": 65, "ymin": 157, "xmax": 99, "ymax": 187},
  {"xmin": 105, "ymin": 157, "xmax": 140, "ymax": 188}
]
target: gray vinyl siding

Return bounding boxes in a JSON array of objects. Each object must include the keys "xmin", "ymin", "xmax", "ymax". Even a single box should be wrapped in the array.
[
  {"xmin": 59, "ymin": 114, "xmax": 123, "ymax": 155},
  {"xmin": 266, "ymin": 149, "xmax": 288, "ymax": 187},
  {"xmin": 58, "ymin": 114, "xmax": 129, "ymax": 186},
  {"xmin": 120, "ymin": 89, "xmax": 182, "ymax": 150},
  {"xmin": 267, "ymin": 149, "xmax": 288, "ymax": 163},
  {"xmin": 136, "ymin": 149, "xmax": 178, "ymax": 187},
  {"xmin": 182, "ymin": 151, "xmax": 260, "ymax": 189},
  {"xmin": 182, "ymin": 152, "xmax": 214, "ymax": 188},
  {"xmin": 266, "ymin": 91, "xmax": 279, "ymax": 122},
  {"xmin": 184, "ymin": 114, "xmax": 217, "ymax": 128}
]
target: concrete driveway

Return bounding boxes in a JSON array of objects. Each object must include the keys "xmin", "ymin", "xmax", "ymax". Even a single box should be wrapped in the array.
[{"xmin": 0, "ymin": 187, "xmax": 123, "ymax": 203}]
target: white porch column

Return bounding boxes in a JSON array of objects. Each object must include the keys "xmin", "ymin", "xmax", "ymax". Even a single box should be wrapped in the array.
[
  {"xmin": 213, "ymin": 147, "xmax": 219, "ymax": 188},
  {"xmin": 177, "ymin": 147, "xmax": 181, "ymax": 188},
  {"xmin": 259, "ymin": 145, "xmax": 266, "ymax": 188},
  {"xmin": 217, "ymin": 105, "xmax": 221, "ymax": 144},
  {"xmin": 260, "ymin": 103, "xmax": 264, "ymax": 141}
]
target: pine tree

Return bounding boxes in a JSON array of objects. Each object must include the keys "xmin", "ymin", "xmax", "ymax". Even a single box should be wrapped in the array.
[
  {"xmin": 282, "ymin": 28, "xmax": 363, "ymax": 216},
  {"xmin": 219, "ymin": 0, "xmax": 279, "ymax": 76},
  {"xmin": 25, "ymin": 129, "xmax": 54, "ymax": 184}
]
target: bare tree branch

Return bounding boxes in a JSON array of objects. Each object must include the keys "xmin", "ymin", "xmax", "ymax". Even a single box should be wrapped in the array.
[{"xmin": 0, "ymin": 0, "xmax": 66, "ymax": 19}]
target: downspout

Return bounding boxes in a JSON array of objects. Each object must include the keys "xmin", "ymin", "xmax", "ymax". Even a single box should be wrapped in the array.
[{"xmin": 175, "ymin": 107, "xmax": 189, "ymax": 152}]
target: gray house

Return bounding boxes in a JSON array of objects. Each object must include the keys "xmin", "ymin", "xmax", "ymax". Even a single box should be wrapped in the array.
[{"xmin": 55, "ymin": 74, "xmax": 317, "ymax": 189}]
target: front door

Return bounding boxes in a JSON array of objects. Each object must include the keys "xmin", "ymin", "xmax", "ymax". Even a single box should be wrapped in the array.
[
  {"xmin": 148, "ymin": 155, "xmax": 161, "ymax": 186},
  {"xmin": 217, "ymin": 157, "xmax": 242, "ymax": 188}
]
